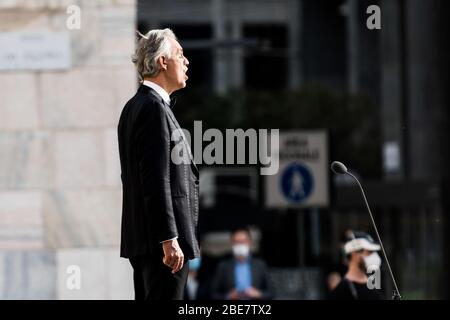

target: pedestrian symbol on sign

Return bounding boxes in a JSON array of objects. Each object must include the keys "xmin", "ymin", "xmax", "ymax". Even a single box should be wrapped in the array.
[{"xmin": 280, "ymin": 163, "xmax": 314, "ymax": 203}]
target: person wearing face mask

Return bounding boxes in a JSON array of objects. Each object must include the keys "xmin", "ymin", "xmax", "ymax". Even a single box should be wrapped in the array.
[
  {"xmin": 211, "ymin": 228, "xmax": 273, "ymax": 300},
  {"xmin": 184, "ymin": 258, "xmax": 201, "ymax": 300},
  {"xmin": 328, "ymin": 231, "xmax": 384, "ymax": 300}
]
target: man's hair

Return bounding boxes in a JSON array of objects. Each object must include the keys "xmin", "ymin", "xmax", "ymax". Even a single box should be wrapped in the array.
[{"xmin": 132, "ymin": 28, "xmax": 177, "ymax": 80}]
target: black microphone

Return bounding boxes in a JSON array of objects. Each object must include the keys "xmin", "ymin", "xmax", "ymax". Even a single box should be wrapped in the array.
[
  {"xmin": 331, "ymin": 161, "xmax": 402, "ymax": 300},
  {"xmin": 331, "ymin": 161, "xmax": 348, "ymax": 175}
]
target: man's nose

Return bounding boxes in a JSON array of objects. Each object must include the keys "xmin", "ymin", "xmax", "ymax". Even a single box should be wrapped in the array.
[{"xmin": 184, "ymin": 57, "xmax": 189, "ymax": 66}]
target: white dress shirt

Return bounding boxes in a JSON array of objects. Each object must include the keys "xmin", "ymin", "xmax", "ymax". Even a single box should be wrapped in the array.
[{"xmin": 143, "ymin": 80, "xmax": 171, "ymax": 105}]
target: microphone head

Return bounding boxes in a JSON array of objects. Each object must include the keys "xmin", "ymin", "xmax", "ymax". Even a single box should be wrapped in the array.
[{"xmin": 331, "ymin": 161, "xmax": 348, "ymax": 174}]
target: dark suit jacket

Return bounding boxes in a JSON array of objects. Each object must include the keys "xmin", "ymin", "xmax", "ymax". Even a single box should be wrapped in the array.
[
  {"xmin": 118, "ymin": 84, "xmax": 200, "ymax": 259},
  {"xmin": 211, "ymin": 257, "xmax": 274, "ymax": 300}
]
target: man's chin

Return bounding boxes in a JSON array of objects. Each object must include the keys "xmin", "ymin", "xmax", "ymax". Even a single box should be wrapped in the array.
[{"xmin": 172, "ymin": 82, "xmax": 186, "ymax": 92}]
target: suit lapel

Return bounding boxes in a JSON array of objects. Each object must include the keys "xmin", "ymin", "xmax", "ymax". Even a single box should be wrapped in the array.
[
  {"xmin": 165, "ymin": 105, "xmax": 199, "ymax": 177},
  {"xmin": 146, "ymin": 87, "xmax": 199, "ymax": 177}
]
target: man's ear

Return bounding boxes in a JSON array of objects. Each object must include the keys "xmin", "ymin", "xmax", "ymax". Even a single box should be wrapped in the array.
[{"xmin": 158, "ymin": 56, "xmax": 168, "ymax": 71}]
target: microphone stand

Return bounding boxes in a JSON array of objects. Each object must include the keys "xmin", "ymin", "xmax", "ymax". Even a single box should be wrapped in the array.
[{"xmin": 345, "ymin": 171, "xmax": 402, "ymax": 300}]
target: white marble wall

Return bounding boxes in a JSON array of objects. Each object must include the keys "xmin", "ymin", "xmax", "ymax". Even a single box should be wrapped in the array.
[
  {"xmin": 57, "ymin": 248, "xmax": 133, "ymax": 300},
  {"xmin": 0, "ymin": 0, "xmax": 137, "ymax": 299},
  {"xmin": 43, "ymin": 189, "xmax": 122, "ymax": 248},
  {"xmin": 0, "ymin": 191, "xmax": 45, "ymax": 250},
  {"xmin": 0, "ymin": 250, "xmax": 56, "ymax": 299}
]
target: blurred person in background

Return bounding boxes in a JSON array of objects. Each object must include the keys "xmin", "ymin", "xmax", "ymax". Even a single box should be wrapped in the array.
[
  {"xmin": 185, "ymin": 258, "xmax": 201, "ymax": 300},
  {"xmin": 328, "ymin": 231, "xmax": 383, "ymax": 300},
  {"xmin": 118, "ymin": 28, "xmax": 200, "ymax": 300},
  {"xmin": 211, "ymin": 228, "xmax": 273, "ymax": 300}
]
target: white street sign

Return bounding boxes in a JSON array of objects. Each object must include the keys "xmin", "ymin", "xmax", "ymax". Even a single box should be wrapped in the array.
[
  {"xmin": 265, "ymin": 131, "xmax": 329, "ymax": 208},
  {"xmin": 0, "ymin": 32, "xmax": 71, "ymax": 71}
]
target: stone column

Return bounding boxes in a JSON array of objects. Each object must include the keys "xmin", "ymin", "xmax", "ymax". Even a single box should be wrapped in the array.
[
  {"xmin": 406, "ymin": 0, "xmax": 450, "ymax": 180},
  {"xmin": 380, "ymin": 0, "xmax": 406, "ymax": 179},
  {"xmin": 288, "ymin": 0, "xmax": 302, "ymax": 89},
  {"xmin": 212, "ymin": 0, "xmax": 227, "ymax": 94}
]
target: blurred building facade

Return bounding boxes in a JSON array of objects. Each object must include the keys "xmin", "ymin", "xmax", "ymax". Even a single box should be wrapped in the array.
[
  {"xmin": 138, "ymin": 0, "xmax": 301, "ymax": 93},
  {"xmin": 136, "ymin": 0, "xmax": 450, "ymax": 299},
  {"xmin": 0, "ymin": 0, "xmax": 449, "ymax": 300}
]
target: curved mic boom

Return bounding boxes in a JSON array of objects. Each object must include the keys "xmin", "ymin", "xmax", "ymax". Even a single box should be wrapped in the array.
[{"xmin": 330, "ymin": 161, "xmax": 402, "ymax": 300}]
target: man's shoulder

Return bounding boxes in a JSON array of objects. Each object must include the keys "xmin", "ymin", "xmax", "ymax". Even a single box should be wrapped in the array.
[
  {"xmin": 251, "ymin": 257, "xmax": 268, "ymax": 267},
  {"xmin": 328, "ymin": 279, "xmax": 352, "ymax": 299},
  {"xmin": 221, "ymin": 257, "xmax": 235, "ymax": 265},
  {"xmin": 219, "ymin": 257, "xmax": 267, "ymax": 268},
  {"xmin": 216, "ymin": 257, "xmax": 235, "ymax": 270},
  {"xmin": 123, "ymin": 86, "xmax": 166, "ymax": 117},
  {"xmin": 133, "ymin": 85, "xmax": 164, "ymax": 107}
]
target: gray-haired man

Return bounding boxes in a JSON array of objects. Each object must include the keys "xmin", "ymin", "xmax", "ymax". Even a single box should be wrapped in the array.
[{"xmin": 118, "ymin": 29, "xmax": 200, "ymax": 300}]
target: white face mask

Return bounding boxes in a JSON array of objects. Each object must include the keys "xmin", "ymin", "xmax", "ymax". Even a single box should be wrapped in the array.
[
  {"xmin": 232, "ymin": 244, "xmax": 250, "ymax": 258},
  {"xmin": 363, "ymin": 252, "xmax": 382, "ymax": 269}
]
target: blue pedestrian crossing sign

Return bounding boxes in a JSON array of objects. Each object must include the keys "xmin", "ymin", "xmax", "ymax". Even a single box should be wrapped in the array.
[
  {"xmin": 265, "ymin": 131, "xmax": 329, "ymax": 208},
  {"xmin": 280, "ymin": 163, "xmax": 314, "ymax": 203}
]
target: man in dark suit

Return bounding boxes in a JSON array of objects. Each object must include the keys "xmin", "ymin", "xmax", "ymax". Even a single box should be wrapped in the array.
[
  {"xmin": 117, "ymin": 28, "xmax": 200, "ymax": 300},
  {"xmin": 211, "ymin": 228, "xmax": 273, "ymax": 300}
]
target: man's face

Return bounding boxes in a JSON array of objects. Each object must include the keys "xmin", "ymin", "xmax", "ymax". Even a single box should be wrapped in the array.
[
  {"xmin": 232, "ymin": 231, "xmax": 251, "ymax": 246},
  {"xmin": 232, "ymin": 231, "xmax": 252, "ymax": 260},
  {"xmin": 353, "ymin": 249, "xmax": 372, "ymax": 271},
  {"xmin": 165, "ymin": 38, "xmax": 189, "ymax": 92}
]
